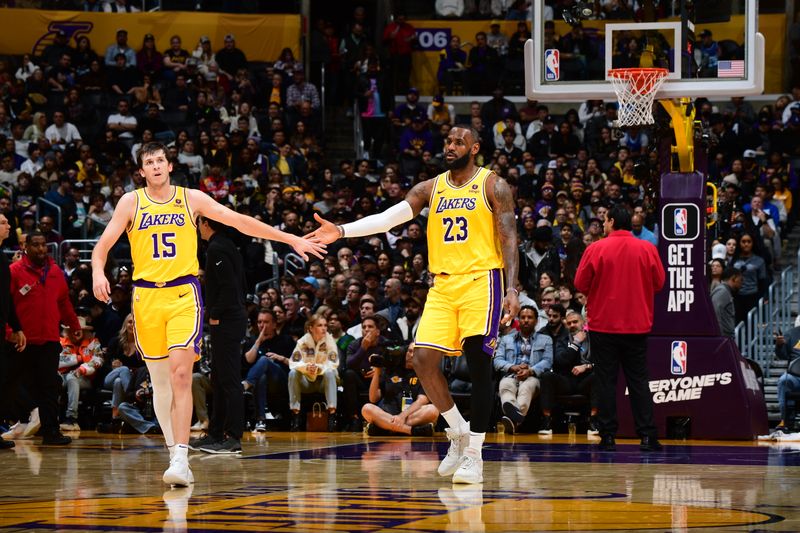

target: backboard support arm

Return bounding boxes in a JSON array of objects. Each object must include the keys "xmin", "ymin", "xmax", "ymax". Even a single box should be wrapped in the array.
[{"xmin": 658, "ymin": 98, "xmax": 696, "ymax": 173}]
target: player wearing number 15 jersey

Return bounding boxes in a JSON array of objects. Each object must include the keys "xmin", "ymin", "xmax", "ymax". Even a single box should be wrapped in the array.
[
  {"xmin": 309, "ymin": 126, "xmax": 520, "ymax": 485},
  {"xmin": 127, "ymin": 186, "xmax": 201, "ymax": 361},
  {"xmin": 91, "ymin": 142, "xmax": 325, "ymax": 488}
]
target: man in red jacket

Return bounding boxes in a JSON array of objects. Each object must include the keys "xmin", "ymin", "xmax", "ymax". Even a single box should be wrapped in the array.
[
  {"xmin": 10, "ymin": 231, "xmax": 81, "ymax": 445},
  {"xmin": 575, "ymin": 205, "xmax": 666, "ymax": 452}
]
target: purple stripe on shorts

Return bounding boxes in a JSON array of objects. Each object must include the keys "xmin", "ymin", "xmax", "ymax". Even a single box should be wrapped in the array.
[
  {"xmin": 482, "ymin": 268, "xmax": 504, "ymax": 355},
  {"xmin": 191, "ymin": 276, "xmax": 204, "ymax": 354},
  {"xmin": 167, "ymin": 276, "xmax": 204, "ymax": 355},
  {"xmin": 483, "ymin": 270, "xmax": 494, "ymax": 335}
]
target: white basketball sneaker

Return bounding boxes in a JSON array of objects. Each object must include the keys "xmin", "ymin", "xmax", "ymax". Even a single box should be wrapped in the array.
[
  {"xmin": 2, "ymin": 422, "xmax": 26, "ymax": 440},
  {"xmin": 438, "ymin": 428, "xmax": 469, "ymax": 477},
  {"xmin": 452, "ymin": 447, "xmax": 483, "ymax": 484},
  {"xmin": 22, "ymin": 408, "xmax": 40, "ymax": 438},
  {"xmin": 163, "ymin": 455, "xmax": 194, "ymax": 487}
]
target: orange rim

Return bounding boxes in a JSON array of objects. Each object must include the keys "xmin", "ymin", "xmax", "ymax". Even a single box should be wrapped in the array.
[{"xmin": 608, "ymin": 68, "xmax": 669, "ymax": 93}]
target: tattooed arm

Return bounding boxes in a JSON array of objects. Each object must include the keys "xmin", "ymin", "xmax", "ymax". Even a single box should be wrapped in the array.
[
  {"xmin": 403, "ymin": 179, "xmax": 435, "ymax": 216},
  {"xmin": 487, "ymin": 172, "xmax": 520, "ymax": 325}
]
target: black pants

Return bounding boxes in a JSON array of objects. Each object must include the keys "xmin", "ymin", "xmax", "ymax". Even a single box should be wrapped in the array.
[
  {"xmin": 342, "ymin": 368, "xmax": 370, "ymax": 419},
  {"xmin": 590, "ymin": 331, "xmax": 657, "ymax": 439},
  {"xmin": 18, "ymin": 342, "xmax": 61, "ymax": 435},
  {"xmin": 539, "ymin": 371, "xmax": 596, "ymax": 412},
  {"xmin": 208, "ymin": 317, "xmax": 247, "ymax": 441},
  {"xmin": 0, "ymin": 346, "xmax": 34, "ymax": 422},
  {"xmin": 0, "ymin": 340, "xmax": 9, "ymax": 423}
]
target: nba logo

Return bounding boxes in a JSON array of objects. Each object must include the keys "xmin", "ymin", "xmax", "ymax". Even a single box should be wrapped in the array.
[
  {"xmin": 674, "ymin": 208, "xmax": 688, "ymax": 236},
  {"xmin": 671, "ymin": 341, "xmax": 687, "ymax": 375},
  {"xmin": 544, "ymin": 49, "xmax": 560, "ymax": 81}
]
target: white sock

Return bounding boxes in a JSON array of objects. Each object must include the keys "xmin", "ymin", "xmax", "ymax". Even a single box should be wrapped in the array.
[
  {"xmin": 468, "ymin": 432, "xmax": 485, "ymax": 457},
  {"xmin": 173, "ymin": 443, "xmax": 189, "ymax": 460},
  {"xmin": 146, "ymin": 358, "xmax": 175, "ymax": 448},
  {"xmin": 442, "ymin": 406, "xmax": 470, "ymax": 434}
]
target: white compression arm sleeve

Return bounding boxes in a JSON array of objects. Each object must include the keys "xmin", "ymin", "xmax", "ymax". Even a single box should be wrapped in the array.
[{"xmin": 340, "ymin": 200, "xmax": 415, "ymax": 238}]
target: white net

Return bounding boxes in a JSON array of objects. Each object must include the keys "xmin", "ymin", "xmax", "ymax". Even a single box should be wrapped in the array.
[{"xmin": 608, "ymin": 68, "xmax": 669, "ymax": 127}]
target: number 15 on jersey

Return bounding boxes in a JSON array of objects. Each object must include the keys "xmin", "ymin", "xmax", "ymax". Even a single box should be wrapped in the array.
[{"xmin": 152, "ymin": 232, "xmax": 176, "ymax": 259}]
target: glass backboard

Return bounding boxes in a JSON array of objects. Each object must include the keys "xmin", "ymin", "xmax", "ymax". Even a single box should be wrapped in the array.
[{"xmin": 525, "ymin": 0, "xmax": 764, "ymax": 100}]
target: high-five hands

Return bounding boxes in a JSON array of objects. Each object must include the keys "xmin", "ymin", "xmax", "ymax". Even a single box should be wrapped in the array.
[
  {"xmin": 290, "ymin": 234, "xmax": 327, "ymax": 261},
  {"xmin": 306, "ymin": 213, "xmax": 343, "ymax": 245}
]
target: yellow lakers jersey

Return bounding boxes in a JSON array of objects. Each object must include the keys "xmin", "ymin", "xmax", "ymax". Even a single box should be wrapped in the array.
[
  {"xmin": 127, "ymin": 186, "xmax": 199, "ymax": 282},
  {"xmin": 427, "ymin": 167, "xmax": 504, "ymax": 275}
]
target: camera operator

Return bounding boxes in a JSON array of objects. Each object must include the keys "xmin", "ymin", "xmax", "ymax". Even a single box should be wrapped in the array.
[
  {"xmin": 98, "ymin": 366, "xmax": 161, "ymax": 435},
  {"xmin": 362, "ymin": 342, "xmax": 439, "ymax": 436},
  {"xmin": 342, "ymin": 316, "xmax": 390, "ymax": 432}
]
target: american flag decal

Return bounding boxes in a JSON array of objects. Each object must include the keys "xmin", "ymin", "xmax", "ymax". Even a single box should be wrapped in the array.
[{"xmin": 718, "ymin": 60, "xmax": 745, "ymax": 78}]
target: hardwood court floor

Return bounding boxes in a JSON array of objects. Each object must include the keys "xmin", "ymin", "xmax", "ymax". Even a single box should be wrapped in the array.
[{"xmin": 1, "ymin": 431, "xmax": 799, "ymax": 532}]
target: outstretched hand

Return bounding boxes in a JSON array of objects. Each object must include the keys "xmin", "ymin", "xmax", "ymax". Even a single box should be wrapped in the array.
[
  {"xmin": 291, "ymin": 235, "xmax": 327, "ymax": 261},
  {"xmin": 307, "ymin": 213, "xmax": 343, "ymax": 245}
]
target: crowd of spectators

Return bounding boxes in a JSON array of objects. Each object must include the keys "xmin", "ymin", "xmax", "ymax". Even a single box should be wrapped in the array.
[{"xmin": 1, "ymin": 3, "xmax": 799, "ymax": 440}]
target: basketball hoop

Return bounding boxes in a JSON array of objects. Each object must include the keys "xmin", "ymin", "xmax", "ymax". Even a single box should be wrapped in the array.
[{"xmin": 608, "ymin": 68, "xmax": 669, "ymax": 127}]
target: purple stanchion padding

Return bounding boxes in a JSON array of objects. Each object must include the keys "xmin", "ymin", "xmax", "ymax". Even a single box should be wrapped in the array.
[
  {"xmin": 652, "ymin": 172, "xmax": 719, "ymax": 337},
  {"xmin": 615, "ymin": 172, "xmax": 768, "ymax": 439},
  {"xmin": 616, "ymin": 336, "xmax": 768, "ymax": 439}
]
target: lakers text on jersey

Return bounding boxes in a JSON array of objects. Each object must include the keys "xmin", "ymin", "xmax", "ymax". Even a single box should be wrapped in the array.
[{"xmin": 426, "ymin": 167, "xmax": 503, "ymax": 275}]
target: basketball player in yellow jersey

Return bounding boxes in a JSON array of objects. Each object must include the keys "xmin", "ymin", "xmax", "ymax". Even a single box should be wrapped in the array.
[
  {"xmin": 91, "ymin": 142, "xmax": 325, "ymax": 487},
  {"xmin": 310, "ymin": 126, "xmax": 519, "ymax": 484}
]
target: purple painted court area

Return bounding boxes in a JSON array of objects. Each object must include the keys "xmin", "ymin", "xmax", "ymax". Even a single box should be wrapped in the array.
[{"xmin": 245, "ymin": 441, "xmax": 800, "ymax": 467}]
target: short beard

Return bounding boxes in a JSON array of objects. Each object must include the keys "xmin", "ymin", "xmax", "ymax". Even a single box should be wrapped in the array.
[{"xmin": 445, "ymin": 152, "xmax": 471, "ymax": 170}]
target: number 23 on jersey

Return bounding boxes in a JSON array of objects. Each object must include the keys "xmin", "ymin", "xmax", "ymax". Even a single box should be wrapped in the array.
[{"xmin": 442, "ymin": 216, "xmax": 468, "ymax": 242}]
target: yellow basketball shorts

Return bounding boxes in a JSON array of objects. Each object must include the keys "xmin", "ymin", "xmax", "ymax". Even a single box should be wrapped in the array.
[
  {"xmin": 131, "ymin": 275, "xmax": 203, "ymax": 360},
  {"xmin": 415, "ymin": 268, "xmax": 504, "ymax": 356}
]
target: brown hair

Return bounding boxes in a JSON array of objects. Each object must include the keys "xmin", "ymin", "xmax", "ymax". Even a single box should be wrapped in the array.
[{"xmin": 136, "ymin": 141, "xmax": 169, "ymax": 169}]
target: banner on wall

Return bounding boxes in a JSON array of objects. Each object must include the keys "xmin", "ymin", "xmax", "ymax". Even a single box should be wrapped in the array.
[{"xmin": 0, "ymin": 8, "xmax": 300, "ymax": 63}]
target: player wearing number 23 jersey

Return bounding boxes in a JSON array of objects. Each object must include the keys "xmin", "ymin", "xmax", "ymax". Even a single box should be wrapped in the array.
[
  {"xmin": 128, "ymin": 186, "xmax": 202, "ymax": 360},
  {"xmin": 415, "ymin": 166, "xmax": 505, "ymax": 356}
]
